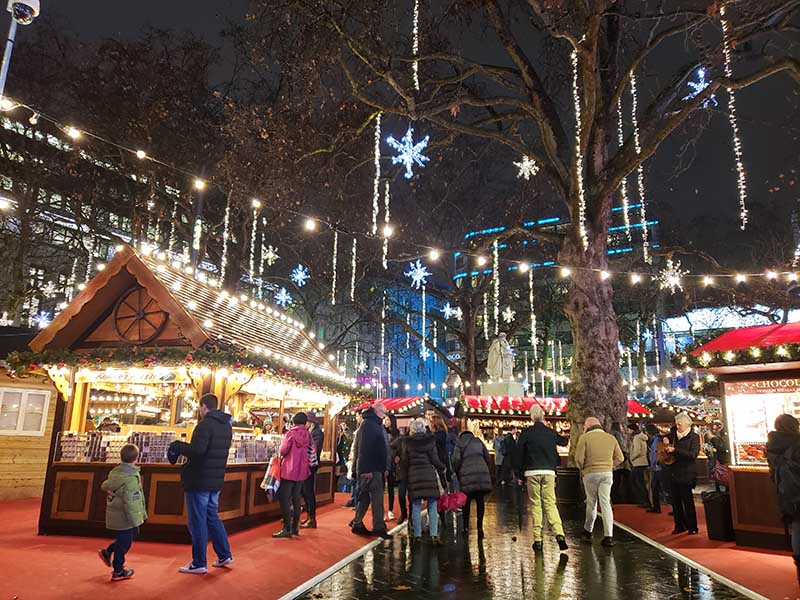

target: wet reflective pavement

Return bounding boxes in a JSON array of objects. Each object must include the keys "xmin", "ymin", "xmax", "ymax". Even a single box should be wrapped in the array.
[{"xmin": 300, "ymin": 492, "xmax": 748, "ymax": 600}]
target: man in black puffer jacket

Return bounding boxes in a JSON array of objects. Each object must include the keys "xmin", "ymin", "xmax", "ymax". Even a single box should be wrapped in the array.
[
  {"xmin": 169, "ymin": 394, "xmax": 234, "ymax": 574},
  {"xmin": 351, "ymin": 403, "xmax": 392, "ymax": 539}
]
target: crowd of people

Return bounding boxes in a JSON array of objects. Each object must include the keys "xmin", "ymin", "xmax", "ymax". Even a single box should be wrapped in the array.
[{"xmin": 94, "ymin": 391, "xmax": 800, "ymax": 589}]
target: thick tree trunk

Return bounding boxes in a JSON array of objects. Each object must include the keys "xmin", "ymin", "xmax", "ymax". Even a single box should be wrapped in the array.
[{"xmin": 560, "ymin": 235, "xmax": 627, "ymax": 450}]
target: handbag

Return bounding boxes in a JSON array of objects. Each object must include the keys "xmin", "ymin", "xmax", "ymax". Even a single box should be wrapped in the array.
[
  {"xmin": 308, "ymin": 442, "xmax": 319, "ymax": 469},
  {"xmin": 657, "ymin": 440, "xmax": 676, "ymax": 466},
  {"xmin": 711, "ymin": 462, "xmax": 730, "ymax": 486}
]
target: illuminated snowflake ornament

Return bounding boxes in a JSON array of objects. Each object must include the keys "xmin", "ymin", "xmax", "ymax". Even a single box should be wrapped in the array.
[
  {"xmin": 290, "ymin": 264, "xmax": 311, "ymax": 287},
  {"xmin": 386, "ymin": 127, "xmax": 430, "ymax": 179},
  {"xmin": 404, "ymin": 259, "xmax": 432, "ymax": 289},
  {"xmin": 657, "ymin": 258, "xmax": 688, "ymax": 294},
  {"xmin": 441, "ymin": 302, "xmax": 458, "ymax": 319},
  {"xmin": 682, "ymin": 67, "xmax": 718, "ymax": 108},
  {"xmin": 274, "ymin": 287, "xmax": 292, "ymax": 308},
  {"xmin": 513, "ymin": 155, "xmax": 539, "ymax": 180},
  {"xmin": 502, "ymin": 306, "xmax": 516, "ymax": 324},
  {"xmin": 356, "ymin": 361, "xmax": 368, "ymax": 374},
  {"xmin": 263, "ymin": 245, "xmax": 279, "ymax": 267},
  {"xmin": 41, "ymin": 281, "xmax": 58, "ymax": 299},
  {"xmin": 32, "ymin": 311, "xmax": 51, "ymax": 329},
  {"xmin": 420, "ymin": 346, "xmax": 431, "ymax": 360}
]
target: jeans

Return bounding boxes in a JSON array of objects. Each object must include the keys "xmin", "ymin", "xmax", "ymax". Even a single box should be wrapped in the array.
[
  {"xmin": 462, "ymin": 491, "xmax": 487, "ymax": 532},
  {"xmin": 301, "ymin": 467, "xmax": 318, "ymax": 517},
  {"xmin": 278, "ymin": 479, "xmax": 303, "ymax": 530},
  {"xmin": 526, "ymin": 474, "xmax": 565, "ymax": 541},
  {"xmin": 106, "ymin": 527, "xmax": 136, "ymax": 573},
  {"xmin": 583, "ymin": 472, "xmax": 614, "ymax": 537},
  {"xmin": 792, "ymin": 517, "xmax": 800, "ymax": 556},
  {"xmin": 670, "ymin": 480, "xmax": 697, "ymax": 531},
  {"xmin": 631, "ymin": 466, "xmax": 648, "ymax": 505},
  {"xmin": 495, "ymin": 464, "xmax": 504, "ymax": 484},
  {"xmin": 185, "ymin": 491, "xmax": 232, "ymax": 568},
  {"xmin": 650, "ymin": 470, "xmax": 664, "ymax": 510},
  {"xmin": 353, "ymin": 471, "xmax": 385, "ymax": 532},
  {"xmin": 411, "ymin": 497, "xmax": 439, "ymax": 537},
  {"xmin": 397, "ymin": 479, "xmax": 408, "ymax": 519}
]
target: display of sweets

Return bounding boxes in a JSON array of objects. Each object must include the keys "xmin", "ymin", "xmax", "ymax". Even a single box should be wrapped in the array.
[
  {"xmin": 128, "ymin": 430, "xmax": 188, "ymax": 464},
  {"xmin": 57, "ymin": 432, "xmax": 128, "ymax": 462},
  {"xmin": 228, "ymin": 433, "xmax": 281, "ymax": 464}
]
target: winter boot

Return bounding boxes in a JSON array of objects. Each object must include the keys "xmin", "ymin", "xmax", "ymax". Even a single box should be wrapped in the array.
[{"xmin": 794, "ymin": 555, "xmax": 800, "ymax": 586}]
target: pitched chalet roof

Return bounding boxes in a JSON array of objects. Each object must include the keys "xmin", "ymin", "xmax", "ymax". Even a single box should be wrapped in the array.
[
  {"xmin": 30, "ymin": 245, "xmax": 343, "ymax": 384},
  {"xmin": 691, "ymin": 322, "xmax": 800, "ymax": 355}
]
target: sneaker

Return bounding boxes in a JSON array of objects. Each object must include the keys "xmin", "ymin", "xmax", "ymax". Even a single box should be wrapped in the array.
[
  {"xmin": 376, "ymin": 529, "xmax": 393, "ymax": 540},
  {"xmin": 212, "ymin": 557, "xmax": 234, "ymax": 568},
  {"xmin": 351, "ymin": 523, "xmax": 371, "ymax": 536},
  {"xmin": 111, "ymin": 568, "xmax": 134, "ymax": 581},
  {"xmin": 387, "ymin": 510, "xmax": 396, "ymax": 520},
  {"xmin": 687, "ymin": 529, "xmax": 699, "ymax": 535},
  {"xmin": 601, "ymin": 536, "xmax": 615, "ymax": 547},
  {"xmin": 581, "ymin": 529, "xmax": 593, "ymax": 543},
  {"xmin": 272, "ymin": 529, "xmax": 293, "ymax": 539},
  {"xmin": 556, "ymin": 535, "xmax": 569, "ymax": 552},
  {"xmin": 300, "ymin": 518, "xmax": 317, "ymax": 529},
  {"xmin": 671, "ymin": 527, "xmax": 687, "ymax": 535},
  {"xmin": 532, "ymin": 541, "xmax": 544, "ymax": 553},
  {"xmin": 98, "ymin": 549, "xmax": 112, "ymax": 567},
  {"xmin": 179, "ymin": 562, "xmax": 208, "ymax": 574}
]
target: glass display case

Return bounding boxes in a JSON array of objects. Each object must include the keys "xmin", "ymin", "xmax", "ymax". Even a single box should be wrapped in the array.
[{"xmin": 724, "ymin": 378, "xmax": 800, "ymax": 465}]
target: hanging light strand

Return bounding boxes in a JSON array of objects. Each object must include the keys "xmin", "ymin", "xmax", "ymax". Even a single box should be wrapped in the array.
[
  {"xmin": 372, "ymin": 112, "xmax": 382, "ymax": 235},
  {"xmin": 330, "ymin": 230, "xmax": 339, "ymax": 305},
  {"xmin": 258, "ymin": 216, "xmax": 267, "ymax": 298},
  {"xmin": 616, "ymin": 96, "xmax": 632, "ymax": 242},
  {"xmin": 249, "ymin": 202, "xmax": 260, "ymax": 280},
  {"xmin": 84, "ymin": 234, "xmax": 96, "ymax": 282},
  {"xmin": 168, "ymin": 198, "xmax": 178, "ymax": 253},
  {"xmin": 629, "ymin": 73, "xmax": 650, "ymax": 263},
  {"xmin": 720, "ymin": 3, "xmax": 749, "ymax": 230},
  {"xmin": 350, "ymin": 237, "xmax": 357, "ymax": 301},
  {"xmin": 420, "ymin": 284, "xmax": 427, "ymax": 358},
  {"xmin": 219, "ymin": 194, "xmax": 232, "ymax": 282},
  {"xmin": 571, "ymin": 48, "xmax": 589, "ymax": 251},
  {"xmin": 380, "ymin": 294, "xmax": 386, "ymax": 364},
  {"xmin": 529, "ymin": 270, "xmax": 537, "ymax": 362},
  {"xmin": 492, "ymin": 239, "xmax": 500, "ymax": 335},
  {"xmin": 382, "ymin": 181, "xmax": 390, "ymax": 270},
  {"xmin": 432, "ymin": 320, "xmax": 438, "ymax": 363},
  {"xmin": 412, "ymin": 0, "xmax": 420, "ymax": 91},
  {"xmin": 483, "ymin": 292, "xmax": 490, "ymax": 341}
]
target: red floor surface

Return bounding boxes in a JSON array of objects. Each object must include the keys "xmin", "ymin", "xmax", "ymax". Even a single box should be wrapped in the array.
[
  {"xmin": 0, "ymin": 494, "xmax": 381, "ymax": 600},
  {"xmin": 614, "ymin": 503, "xmax": 798, "ymax": 600}
]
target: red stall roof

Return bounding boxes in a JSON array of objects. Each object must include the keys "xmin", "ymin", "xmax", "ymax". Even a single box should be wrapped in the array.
[
  {"xmin": 691, "ymin": 322, "xmax": 800, "ymax": 355},
  {"xmin": 464, "ymin": 395, "xmax": 651, "ymax": 418},
  {"xmin": 347, "ymin": 397, "xmax": 425, "ymax": 414}
]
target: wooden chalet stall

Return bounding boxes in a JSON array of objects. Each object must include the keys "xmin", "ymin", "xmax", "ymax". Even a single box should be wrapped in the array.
[
  {"xmin": 19, "ymin": 245, "xmax": 353, "ymax": 542},
  {"xmin": 687, "ymin": 322, "xmax": 800, "ymax": 550}
]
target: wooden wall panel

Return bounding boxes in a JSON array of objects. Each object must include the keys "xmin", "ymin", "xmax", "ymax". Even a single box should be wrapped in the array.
[
  {"xmin": 51, "ymin": 471, "xmax": 94, "ymax": 519},
  {"xmin": 0, "ymin": 377, "xmax": 58, "ymax": 500}
]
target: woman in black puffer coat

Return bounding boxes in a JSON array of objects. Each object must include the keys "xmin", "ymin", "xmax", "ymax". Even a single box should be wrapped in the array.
[
  {"xmin": 407, "ymin": 418, "xmax": 446, "ymax": 545},
  {"xmin": 766, "ymin": 413, "xmax": 800, "ymax": 586},
  {"xmin": 452, "ymin": 431, "xmax": 492, "ymax": 538}
]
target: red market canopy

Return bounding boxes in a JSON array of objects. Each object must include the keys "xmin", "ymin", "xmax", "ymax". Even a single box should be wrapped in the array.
[
  {"xmin": 691, "ymin": 322, "xmax": 800, "ymax": 355},
  {"xmin": 346, "ymin": 397, "xmax": 426, "ymax": 414},
  {"xmin": 463, "ymin": 395, "xmax": 539, "ymax": 414}
]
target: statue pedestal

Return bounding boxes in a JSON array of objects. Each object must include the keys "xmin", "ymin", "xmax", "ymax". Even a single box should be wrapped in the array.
[{"xmin": 480, "ymin": 381, "xmax": 525, "ymax": 397}]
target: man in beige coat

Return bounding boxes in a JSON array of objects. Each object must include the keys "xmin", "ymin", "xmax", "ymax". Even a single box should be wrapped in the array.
[{"xmin": 574, "ymin": 416, "xmax": 625, "ymax": 546}]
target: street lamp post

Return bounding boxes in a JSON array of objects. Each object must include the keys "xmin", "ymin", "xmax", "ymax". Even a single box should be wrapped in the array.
[
  {"xmin": 372, "ymin": 366, "xmax": 382, "ymax": 401},
  {"xmin": 0, "ymin": 1, "xmax": 40, "ymax": 100}
]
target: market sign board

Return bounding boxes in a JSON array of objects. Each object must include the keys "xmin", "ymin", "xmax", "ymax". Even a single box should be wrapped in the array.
[
  {"xmin": 724, "ymin": 378, "xmax": 800, "ymax": 465},
  {"xmin": 75, "ymin": 368, "xmax": 191, "ymax": 385}
]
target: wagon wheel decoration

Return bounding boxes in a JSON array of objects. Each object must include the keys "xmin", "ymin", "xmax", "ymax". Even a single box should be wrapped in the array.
[{"xmin": 113, "ymin": 287, "xmax": 168, "ymax": 344}]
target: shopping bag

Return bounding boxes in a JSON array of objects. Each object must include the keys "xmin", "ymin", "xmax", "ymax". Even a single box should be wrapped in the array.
[
  {"xmin": 308, "ymin": 442, "xmax": 319, "ymax": 468},
  {"xmin": 260, "ymin": 456, "xmax": 281, "ymax": 501}
]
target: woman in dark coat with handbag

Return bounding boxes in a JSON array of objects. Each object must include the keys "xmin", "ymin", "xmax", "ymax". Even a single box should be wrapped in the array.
[
  {"xmin": 766, "ymin": 413, "xmax": 800, "ymax": 585},
  {"xmin": 452, "ymin": 430, "xmax": 492, "ymax": 538},
  {"xmin": 407, "ymin": 418, "xmax": 446, "ymax": 545},
  {"xmin": 666, "ymin": 413, "xmax": 701, "ymax": 535}
]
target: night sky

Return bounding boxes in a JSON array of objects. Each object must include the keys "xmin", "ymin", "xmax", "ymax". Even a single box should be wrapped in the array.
[{"xmin": 23, "ymin": 1, "xmax": 800, "ymax": 265}]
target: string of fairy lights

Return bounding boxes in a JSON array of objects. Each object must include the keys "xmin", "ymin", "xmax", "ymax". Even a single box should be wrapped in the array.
[{"xmin": 570, "ymin": 48, "xmax": 589, "ymax": 251}]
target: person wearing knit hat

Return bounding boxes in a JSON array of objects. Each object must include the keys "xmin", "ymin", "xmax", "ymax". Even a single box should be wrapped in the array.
[{"xmin": 574, "ymin": 417, "xmax": 625, "ymax": 547}]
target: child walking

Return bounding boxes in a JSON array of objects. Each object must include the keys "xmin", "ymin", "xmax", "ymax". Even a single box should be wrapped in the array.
[{"xmin": 98, "ymin": 444, "xmax": 147, "ymax": 581}]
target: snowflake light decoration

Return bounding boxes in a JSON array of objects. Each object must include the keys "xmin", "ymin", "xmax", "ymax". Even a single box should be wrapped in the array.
[
  {"xmin": 513, "ymin": 155, "xmax": 540, "ymax": 180},
  {"xmin": 441, "ymin": 302, "xmax": 458, "ymax": 319},
  {"xmin": 657, "ymin": 258, "xmax": 688, "ymax": 294},
  {"xmin": 419, "ymin": 346, "xmax": 431, "ymax": 360},
  {"xmin": 32, "ymin": 311, "xmax": 51, "ymax": 329},
  {"xmin": 386, "ymin": 127, "xmax": 430, "ymax": 179},
  {"xmin": 682, "ymin": 67, "xmax": 718, "ymax": 108},
  {"xmin": 502, "ymin": 306, "xmax": 516, "ymax": 324},
  {"xmin": 357, "ymin": 361, "xmax": 368, "ymax": 374},
  {"xmin": 404, "ymin": 259, "xmax": 432, "ymax": 289},
  {"xmin": 41, "ymin": 281, "xmax": 57, "ymax": 299},
  {"xmin": 290, "ymin": 264, "xmax": 311, "ymax": 287},
  {"xmin": 274, "ymin": 287, "xmax": 292, "ymax": 308},
  {"xmin": 263, "ymin": 245, "xmax": 279, "ymax": 267}
]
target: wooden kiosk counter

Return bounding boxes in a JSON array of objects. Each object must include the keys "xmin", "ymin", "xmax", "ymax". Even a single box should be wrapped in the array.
[{"xmin": 12, "ymin": 245, "xmax": 355, "ymax": 543}]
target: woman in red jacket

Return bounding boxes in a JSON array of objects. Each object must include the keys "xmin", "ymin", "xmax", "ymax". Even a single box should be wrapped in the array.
[{"xmin": 273, "ymin": 413, "xmax": 311, "ymax": 538}]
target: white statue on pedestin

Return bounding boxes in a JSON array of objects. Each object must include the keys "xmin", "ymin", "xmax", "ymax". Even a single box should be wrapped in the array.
[{"xmin": 486, "ymin": 333, "xmax": 514, "ymax": 380}]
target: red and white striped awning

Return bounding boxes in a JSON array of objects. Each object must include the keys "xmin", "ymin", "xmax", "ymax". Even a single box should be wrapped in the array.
[
  {"xmin": 464, "ymin": 395, "xmax": 651, "ymax": 418},
  {"xmin": 344, "ymin": 396, "xmax": 426, "ymax": 414}
]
